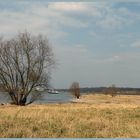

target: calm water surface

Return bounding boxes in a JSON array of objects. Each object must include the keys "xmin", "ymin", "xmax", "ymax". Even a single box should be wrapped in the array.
[{"xmin": 35, "ymin": 91, "xmax": 74, "ymax": 104}]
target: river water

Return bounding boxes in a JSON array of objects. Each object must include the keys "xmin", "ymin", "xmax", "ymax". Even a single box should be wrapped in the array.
[
  {"xmin": 0, "ymin": 91, "xmax": 79, "ymax": 104},
  {"xmin": 35, "ymin": 91, "xmax": 74, "ymax": 104}
]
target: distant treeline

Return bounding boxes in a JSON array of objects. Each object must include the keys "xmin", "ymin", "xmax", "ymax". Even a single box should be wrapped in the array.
[{"xmin": 58, "ymin": 87, "xmax": 140, "ymax": 95}]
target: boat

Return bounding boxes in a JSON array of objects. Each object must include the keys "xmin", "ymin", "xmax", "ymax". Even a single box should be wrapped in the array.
[
  {"xmin": 48, "ymin": 89, "xmax": 59, "ymax": 94},
  {"xmin": 35, "ymin": 87, "xmax": 44, "ymax": 92}
]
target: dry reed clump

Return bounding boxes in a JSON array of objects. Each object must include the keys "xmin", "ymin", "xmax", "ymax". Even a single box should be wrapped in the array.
[{"xmin": 0, "ymin": 99, "xmax": 140, "ymax": 138}]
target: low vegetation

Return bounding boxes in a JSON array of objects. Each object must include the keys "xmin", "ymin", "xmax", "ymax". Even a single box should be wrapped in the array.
[
  {"xmin": 0, "ymin": 94, "xmax": 140, "ymax": 138},
  {"xmin": 72, "ymin": 94, "xmax": 140, "ymax": 105}
]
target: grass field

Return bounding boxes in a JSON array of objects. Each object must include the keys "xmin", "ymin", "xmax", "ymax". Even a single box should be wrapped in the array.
[{"xmin": 0, "ymin": 94, "xmax": 140, "ymax": 138}]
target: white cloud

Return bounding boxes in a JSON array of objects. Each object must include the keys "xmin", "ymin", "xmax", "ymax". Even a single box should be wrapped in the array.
[
  {"xmin": 0, "ymin": 1, "xmax": 139, "ymax": 39},
  {"xmin": 0, "ymin": 7, "xmax": 63, "ymax": 38},
  {"xmin": 48, "ymin": 2, "xmax": 89, "ymax": 12},
  {"xmin": 46, "ymin": 2, "xmax": 137, "ymax": 30},
  {"xmin": 96, "ymin": 6, "xmax": 135, "ymax": 29},
  {"xmin": 30, "ymin": 3, "xmax": 90, "ymax": 25},
  {"xmin": 0, "ymin": 4, "xmax": 70, "ymax": 39},
  {"xmin": 98, "ymin": 16, "xmax": 121, "ymax": 29},
  {"xmin": 89, "ymin": 31, "xmax": 97, "ymax": 37},
  {"xmin": 108, "ymin": 52, "xmax": 140, "ymax": 62},
  {"xmin": 93, "ymin": 55, "xmax": 121, "ymax": 64},
  {"xmin": 104, "ymin": 55, "xmax": 121, "ymax": 63},
  {"xmin": 131, "ymin": 41, "xmax": 140, "ymax": 48},
  {"xmin": 48, "ymin": 2, "xmax": 102, "ymax": 17}
]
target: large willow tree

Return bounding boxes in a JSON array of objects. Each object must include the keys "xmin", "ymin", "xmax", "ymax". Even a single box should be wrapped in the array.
[{"xmin": 0, "ymin": 32, "xmax": 54, "ymax": 105}]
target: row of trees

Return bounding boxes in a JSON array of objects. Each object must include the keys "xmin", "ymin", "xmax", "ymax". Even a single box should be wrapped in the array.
[{"xmin": 70, "ymin": 83, "xmax": 119, "ymax": 98}]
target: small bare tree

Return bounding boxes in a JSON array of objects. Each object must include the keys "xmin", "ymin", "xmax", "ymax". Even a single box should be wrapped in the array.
[
  {"xmin": 103, "ymin": 84, "xmax": 118, "ymax": 97},
  {"xmin": 0, "ymin": 32, "xmax": 54, "ymax": 105},
  {"xmin": 70, "ymin": 82, "xmax": 80, "ymax": 99}
]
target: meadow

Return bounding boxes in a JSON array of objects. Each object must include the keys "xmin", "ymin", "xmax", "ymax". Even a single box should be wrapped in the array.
[{"xmin": 0, "ymin": 94, "xmax": 140, "ymax": 138}]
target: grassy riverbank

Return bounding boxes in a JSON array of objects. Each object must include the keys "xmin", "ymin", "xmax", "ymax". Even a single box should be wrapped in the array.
[{"xmin": 0, "ymin": 94, "xmax": 140, "ymax": 138}]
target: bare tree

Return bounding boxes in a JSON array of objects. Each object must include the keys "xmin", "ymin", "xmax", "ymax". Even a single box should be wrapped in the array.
[
  {"xmin": 0, "ymin": 32, "xmax": 54, "ymax": 105},
  {"xmin": 70, "ymin": 82, "xmax": 80, "ymax": 99},
  {"xmin": 103, "ymin": 84, "xmax": 118, "ymax": 97}
]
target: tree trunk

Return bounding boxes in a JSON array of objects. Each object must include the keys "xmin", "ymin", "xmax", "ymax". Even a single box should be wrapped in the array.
[
  {"xmin": 9, "ymin": 91, "xmax": 18, "ymax": 105},
  {"xmin": 8, "ymin": 91, "xmax": 27, "ymax": 105},
  {"xmin": 19, "ymin": 97, "xmax": 27, "ymax": 106}
]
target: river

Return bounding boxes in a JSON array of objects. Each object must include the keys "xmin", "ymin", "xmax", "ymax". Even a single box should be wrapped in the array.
[{"xmin": 0, "ymin": 91, "xmax": 83, "ymax": 104}]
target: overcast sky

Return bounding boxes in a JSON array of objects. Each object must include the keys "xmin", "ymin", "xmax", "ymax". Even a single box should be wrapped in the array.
[{"xmin": 0, "ymin": 1, "xmax": 140, "ymax": 88}]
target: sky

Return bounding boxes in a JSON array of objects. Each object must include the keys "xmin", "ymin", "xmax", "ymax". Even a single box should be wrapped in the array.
[{"xmin": 0, "ymin": 0, "xmax": 140, "ymax": 88}]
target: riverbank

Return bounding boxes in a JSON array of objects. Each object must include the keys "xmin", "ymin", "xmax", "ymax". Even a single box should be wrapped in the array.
[{"xmin": 0, "ymin": 94, "xmax": 140, "ymax": 138}]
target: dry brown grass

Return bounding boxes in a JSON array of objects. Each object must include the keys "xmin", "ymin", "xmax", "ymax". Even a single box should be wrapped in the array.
[
  {"xmin": 72, "ymin": 93, "xmax": 140, "ymax": 105},
  {"xmin": 0, "ymin": 94, "xmax": 140, "ymax": 138}
]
